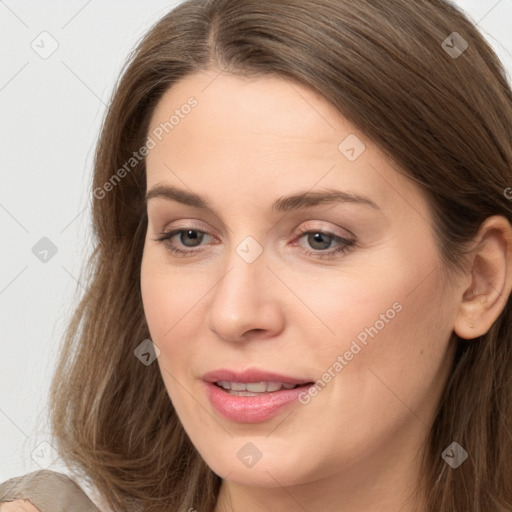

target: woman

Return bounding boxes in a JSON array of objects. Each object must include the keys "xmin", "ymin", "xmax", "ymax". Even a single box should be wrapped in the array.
[{"xmin": 2, "ymin": 0, "xmax": 512, "ymax": 510}]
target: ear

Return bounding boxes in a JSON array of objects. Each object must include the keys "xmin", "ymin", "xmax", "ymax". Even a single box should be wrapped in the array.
[{"xmin": 454, "ymin": 215, "xmax": 512, "ymax": 340}]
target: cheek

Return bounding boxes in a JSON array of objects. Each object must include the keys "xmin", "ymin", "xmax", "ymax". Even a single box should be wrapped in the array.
[
  {"xmin": 299, "ymin": 245, "xmax": 453, "ymax": 411},
  {"xmin": 325, "ymin": 262, "xmax": 454, "ymax": 426},
  {"xmin": 290, "ymin": 261, "xmax": 408, "ymax": 360},
  {"xmin": 141, "ymin": 251, "xmax": 203, "ymax": 338},
  {"xmin": 140, "ymin": 251, "xmax": 216, "ymax": 390},
  {"xmin": 141, "ymin": 257, "xmax": 186, "ymax": 359},
  {"xmin": 289, "ymin": 268, "xmax": 454, "ymax": 473},
  {"xmin": 140, "ymin": 259, "xmax": 198, "ymax": 409}
]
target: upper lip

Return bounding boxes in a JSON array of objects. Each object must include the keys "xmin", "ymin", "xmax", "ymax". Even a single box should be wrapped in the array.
[{"xmin": 202, "ymin": 368, "xmax": 312, "ymax": 385}]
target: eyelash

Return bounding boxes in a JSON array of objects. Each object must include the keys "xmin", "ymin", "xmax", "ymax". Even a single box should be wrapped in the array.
[{"xmin": 154, "ymin": 224, "xmax": 355, "ymax": 260}]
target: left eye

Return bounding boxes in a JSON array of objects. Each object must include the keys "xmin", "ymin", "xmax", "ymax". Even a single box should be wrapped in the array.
[
  {"xmin": 302, "ymin": 231, "xmax": 337, "ymax": 250},
  {"xmin": 294, "ymin": 228, "xmax": 355, "ymax": 258}
]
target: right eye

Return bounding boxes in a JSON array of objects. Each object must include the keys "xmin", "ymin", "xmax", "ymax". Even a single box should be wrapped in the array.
[{"xmin": 155, "ymin": 228, "xmax": 216, "ymax": 256}]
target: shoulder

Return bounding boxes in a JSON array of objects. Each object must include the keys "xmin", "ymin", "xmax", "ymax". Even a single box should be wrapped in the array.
[{"xmin": 0, "ymin": 470, "xmax": 101, "ymax": 512}]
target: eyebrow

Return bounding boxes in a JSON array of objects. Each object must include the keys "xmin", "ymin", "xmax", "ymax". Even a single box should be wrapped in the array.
[{"xmin": 144, "ymin": 184, "xmax": 380, "ymax": 212}]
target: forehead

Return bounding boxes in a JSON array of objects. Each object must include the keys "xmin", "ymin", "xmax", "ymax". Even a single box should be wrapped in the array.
[
  {"xmin": 144, "ymin": 71, "xmax": 426, "ymax": 220},
  {"xmin": 147, "ymin": 71, "xmax": 352, "ymax": 160}
]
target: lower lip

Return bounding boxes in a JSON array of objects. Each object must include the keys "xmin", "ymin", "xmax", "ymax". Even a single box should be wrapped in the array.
[{"xmin": 205, "ymin": 382, "xmax": 311, "ymax": 423}]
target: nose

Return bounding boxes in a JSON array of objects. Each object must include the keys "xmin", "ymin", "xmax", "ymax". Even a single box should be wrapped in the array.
[{"xmin": 206, "ymin": 244, "xmax": 285, "ymax": 343}]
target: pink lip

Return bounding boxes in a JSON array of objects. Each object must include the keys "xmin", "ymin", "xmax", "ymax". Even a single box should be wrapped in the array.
[
  {"xmin": 203, "ymin": 368, "xmax": 313, "ymax": 423},
  {"xmin": 202, "ymin": 368, "xmax": 311, "ymax": 385}
]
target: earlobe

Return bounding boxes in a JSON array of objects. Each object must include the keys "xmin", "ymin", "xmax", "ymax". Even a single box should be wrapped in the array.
[{"xmin": 453, "ymin": 215, "xmax": 512, "ymax": 340}]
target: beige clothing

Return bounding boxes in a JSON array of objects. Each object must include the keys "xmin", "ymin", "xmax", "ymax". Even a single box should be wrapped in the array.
[{"xmin": 0, "ymin": 470, "xmax": 102, "ymax": 512}]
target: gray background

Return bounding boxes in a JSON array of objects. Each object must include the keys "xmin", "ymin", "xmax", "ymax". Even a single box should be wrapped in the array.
[{"xmin": 1, "ymin": 0, "xmax": 512, "ymax": 481}]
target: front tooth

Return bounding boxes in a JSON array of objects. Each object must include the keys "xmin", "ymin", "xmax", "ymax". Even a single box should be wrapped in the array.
[
  {"xmin": 266, "ymin": 382, "xmax": 283, "ymax": 392},
  {"xmin": 231, "ymin": 382, "xmax": 247, "ymax": 391},
  {"xmin": 245, "ymin": 382, "xmax": 269, "ymax": 393}
]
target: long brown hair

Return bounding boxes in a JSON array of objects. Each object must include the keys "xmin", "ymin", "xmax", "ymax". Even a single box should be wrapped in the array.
[{"xmin": 48, "ymin": 1, "xmax": 512, "ymax": 510}]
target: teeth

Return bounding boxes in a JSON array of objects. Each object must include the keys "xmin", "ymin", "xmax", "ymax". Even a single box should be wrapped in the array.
[
  {"xmin": 215, "ymin": 381, "xmax": 299, "ymax": 394},
  {"xmin": 246, "ymin": 382, "xmax": 269, "ymax": 392}
]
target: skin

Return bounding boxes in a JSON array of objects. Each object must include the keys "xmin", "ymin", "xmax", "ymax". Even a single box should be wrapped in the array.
[
  {"xmin": 140, "ymin": 70, "xmax": 512, "ymax": 512},
  {"xmin": 0, "ymin": 501, "xmax": 39, "ymax": 512}
]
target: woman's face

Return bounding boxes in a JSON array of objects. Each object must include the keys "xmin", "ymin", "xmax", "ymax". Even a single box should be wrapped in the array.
[{"xmin": 141, "ymin": 71, "xmax": 460, "ymax": 495}]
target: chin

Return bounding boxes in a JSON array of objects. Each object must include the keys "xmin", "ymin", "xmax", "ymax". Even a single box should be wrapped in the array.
[
  {"xmin": 192, "ymin": 434, "xmax": 318, "ymax": 487},
  {"xmin": 209, "ymin": 456, "xmax": 304, "ymax": 488}
]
